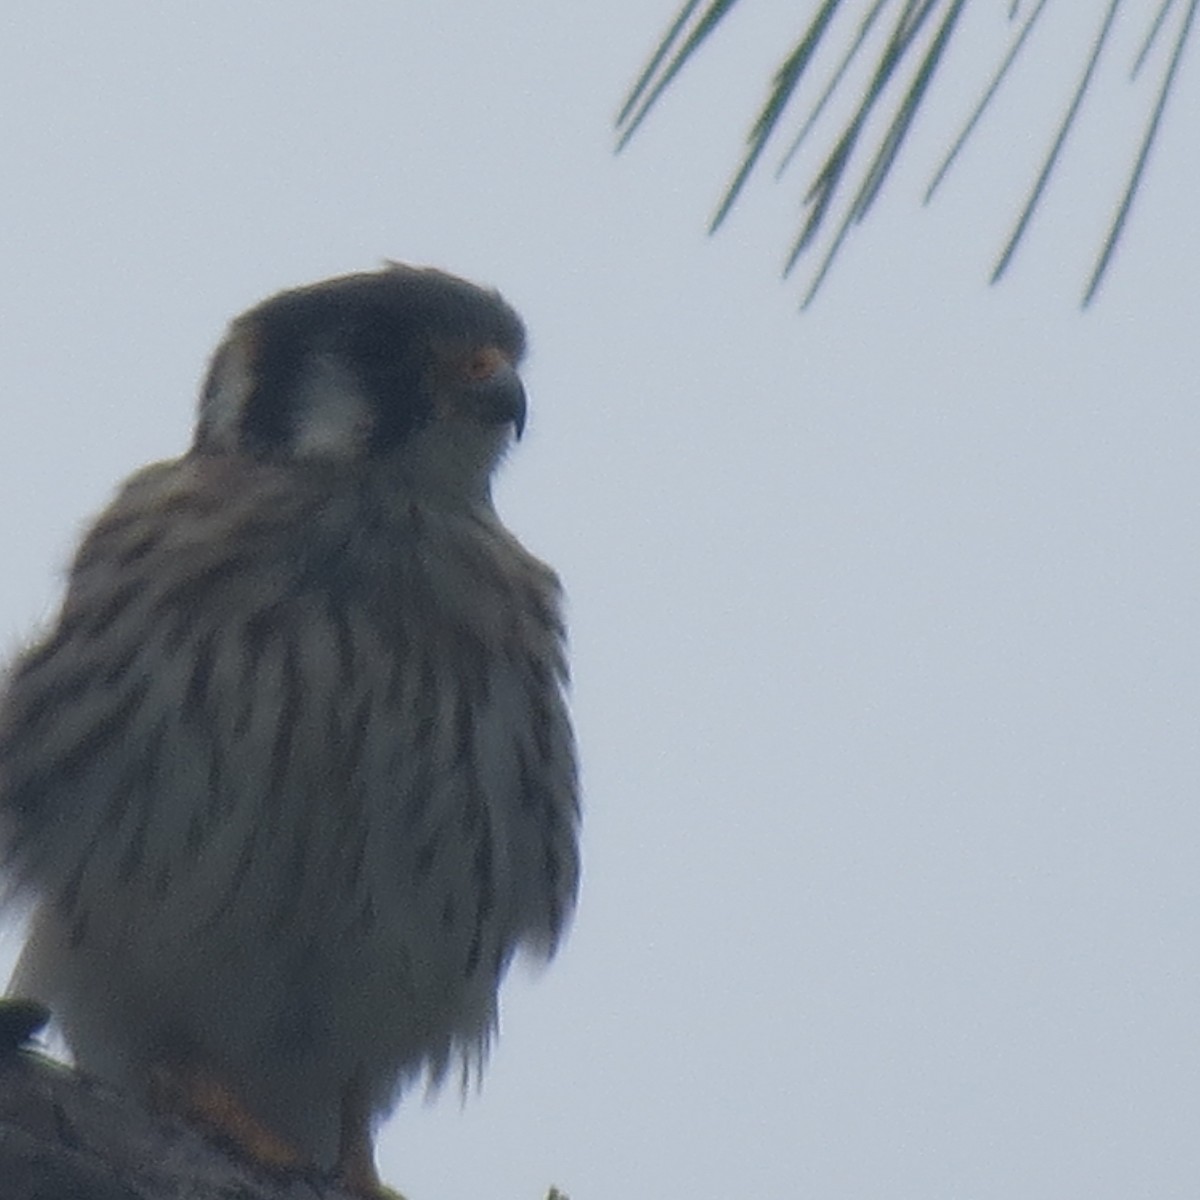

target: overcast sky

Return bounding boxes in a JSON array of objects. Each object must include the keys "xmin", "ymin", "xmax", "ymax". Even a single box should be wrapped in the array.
[{"xmin": 2, "ymin": 4, "xmax": 1198, "ymax": 1199}]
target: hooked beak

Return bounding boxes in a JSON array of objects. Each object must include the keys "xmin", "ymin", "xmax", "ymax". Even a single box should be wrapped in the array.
[{"xmin": 472, "ymin": 359, "xmax": 527, "ymax": 439}]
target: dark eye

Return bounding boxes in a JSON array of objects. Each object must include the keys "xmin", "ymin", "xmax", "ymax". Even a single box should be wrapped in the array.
[{"xmin": 465, "ymin": 347, "xmax": 508, "ymax": 382}]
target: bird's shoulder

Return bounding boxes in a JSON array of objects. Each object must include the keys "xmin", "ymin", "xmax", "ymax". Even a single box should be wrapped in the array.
[{"xmin": 59, "ymin": 452, "xmax": 562, "ymax": 655}]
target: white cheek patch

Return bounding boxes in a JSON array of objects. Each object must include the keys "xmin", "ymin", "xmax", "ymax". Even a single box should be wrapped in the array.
[{"xmin": 290, "ymin": 355, "xmax": 374, "ymax": 460}]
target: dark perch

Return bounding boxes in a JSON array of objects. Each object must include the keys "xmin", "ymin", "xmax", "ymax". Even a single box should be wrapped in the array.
[
  {"xmin": 0, "ymin": 1002, "xmax": 570, "ymax": 1200},
  {"xmin": 0, "ymin": 1001, "xmax": 365, "ymax": 1200}
]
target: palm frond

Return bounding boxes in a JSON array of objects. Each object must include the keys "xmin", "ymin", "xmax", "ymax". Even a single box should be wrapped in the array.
[
  {"xmin": 1086, "ymin": 0, "xmax": 1198, "ymax": 304},
  {"xmin": 616, "ymin": 0, "xmax": 1198, "ymax": 307},
  {"xmin": 1132, "ymin": 0, "xmax": 1179, "ymax": 79},
  {"xmin": 775, "ymin": 0, "xmax": 891, "ymax": 178},
  {"xmin": 991, "ymin": 0, "xmax": 1123, "ymax": 287},
  {"xmin": 709, "ymin": 0, "xmax": 844, "ymax": 232},
  {"xmin": 793, "ymin": 0, "xmax": 967, "ymax": 305},
  {"xmin": 923, "ymin": 0, "xmax": 1051, "ymax": 205},
  {"xmin": 615, "ymin": 0, "xmax": 738, "ymax": 149},
  {"xmin": 783, "ymin": 1, "xmax": 950, "ymax": 275}
]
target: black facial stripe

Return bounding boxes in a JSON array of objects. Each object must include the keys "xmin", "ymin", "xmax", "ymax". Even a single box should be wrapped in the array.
[
  {"xmin": 238, "ymin": 331, "xmax": 303, "ymax": 456},
  {"xmin": 357, "ymin": 351, "xmax": 429, "ymax": 454}
]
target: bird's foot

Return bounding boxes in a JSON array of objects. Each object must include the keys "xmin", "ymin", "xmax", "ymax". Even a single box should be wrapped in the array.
[{"xmin": 150, "ymin": 1060, "xmax": 308, "ymax": 1172}]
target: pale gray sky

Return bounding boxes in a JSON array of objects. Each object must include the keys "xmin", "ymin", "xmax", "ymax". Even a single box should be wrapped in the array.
[{"xmin": 1, "ymin": 3, "xmax": 1198, "ymax": 1199}]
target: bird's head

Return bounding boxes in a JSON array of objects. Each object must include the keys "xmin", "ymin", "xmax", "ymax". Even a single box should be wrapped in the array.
[{"xmin": 194, "ymin": 264, "xmax": 528, "ymax": 506}]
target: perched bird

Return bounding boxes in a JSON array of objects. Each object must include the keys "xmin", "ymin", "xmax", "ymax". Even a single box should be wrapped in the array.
[{"xmin": 0, "ymin": 266, "xmax": 579, "ymax": 1195}]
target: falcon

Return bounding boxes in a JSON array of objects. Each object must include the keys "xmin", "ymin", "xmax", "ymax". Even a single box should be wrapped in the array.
[{"xmin": 0, "ymin": 265, "xmax": 579, "ymax": 1196}]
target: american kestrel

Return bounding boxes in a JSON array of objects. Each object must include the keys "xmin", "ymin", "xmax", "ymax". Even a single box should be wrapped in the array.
[{"xmin": 0, "ymin": 266, "xmax": 579, "ymax": 1195}]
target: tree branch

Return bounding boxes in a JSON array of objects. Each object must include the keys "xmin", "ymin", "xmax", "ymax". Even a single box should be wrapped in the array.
[{"xmin": 0, "ymin": 1030, "xmax": 367, "ymax": 1200}]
